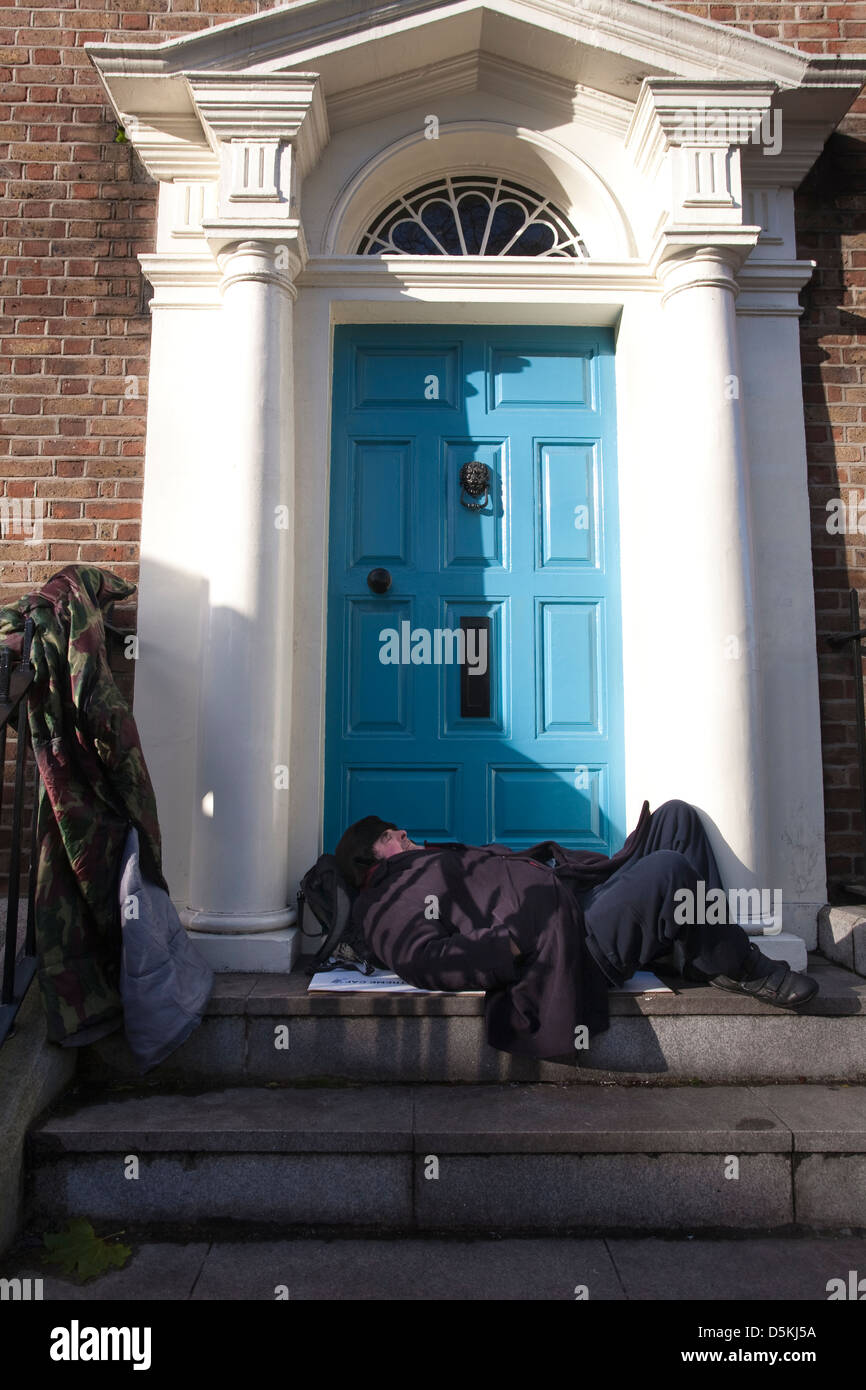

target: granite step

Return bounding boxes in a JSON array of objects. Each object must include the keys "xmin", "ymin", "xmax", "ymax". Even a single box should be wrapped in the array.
[
  {"xmin": 26, "ymin": 1081, "xmax": 866, "ymax": 1234},
  {"xmin": 7, "ymin": 1232, "xmax": 866, "ymax": 1302},
  {"xmin": 76, "ymin": 956, "xmax": 866, "ymax": 1085}
]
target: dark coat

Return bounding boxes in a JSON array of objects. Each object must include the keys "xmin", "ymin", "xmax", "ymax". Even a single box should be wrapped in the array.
[
  {"xmin": 353, "ymin": 801, "xmax": 653, "ymax": 1060},
  {"xmin": 0, "ymin": 565, "xmax": 167, "ymax": 1047}
]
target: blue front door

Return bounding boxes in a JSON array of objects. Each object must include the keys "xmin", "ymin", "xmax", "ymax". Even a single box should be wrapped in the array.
[{"xmin": 325, "ymin": 324, "xmax": 625, "ymax": 853}]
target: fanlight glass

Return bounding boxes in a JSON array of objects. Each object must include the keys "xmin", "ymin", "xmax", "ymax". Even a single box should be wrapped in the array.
[{"xmin": 357, "ymin": 175, "xmax": 589, "ymax": 258}]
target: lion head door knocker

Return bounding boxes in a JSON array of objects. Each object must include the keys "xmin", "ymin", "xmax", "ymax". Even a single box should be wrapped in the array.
[{"xmin": 459, "ymin": 460, "xmax": 491, "ymax": 511}]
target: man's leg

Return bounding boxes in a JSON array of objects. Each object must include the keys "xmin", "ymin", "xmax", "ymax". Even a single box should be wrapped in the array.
[
  {"xmin": 615, "ymin": 799, "xmax": 735, "ymax": 978},
  {"xmin": 626, "ymin": 799, "xmax": 725, "ymax": 892},
  {"xmin": 580, "ymin": 849, "xmax": 749, "ymax": 985},
  {"xmin": 579, "ymin": 848, "xmax": 818, "ymax": 1008}
]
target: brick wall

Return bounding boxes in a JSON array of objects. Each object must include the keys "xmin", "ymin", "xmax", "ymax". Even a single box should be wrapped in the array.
[
  {"xmin": 656, "ymin": 2, "xmax": 866, "ymax": 893},
  {"xmin": 0, "ymin": 1, "xmax": 273, "ymax": 888},
  {"xmin": 0, "ymin": 0, "xmax": 864, "ymax": 895}
]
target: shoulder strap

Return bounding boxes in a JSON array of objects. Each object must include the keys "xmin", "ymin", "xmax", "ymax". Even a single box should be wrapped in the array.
[
  {"xmin": 295, "ymin": 887, "xmax": 321, "ymax": 940},
  {"xmin": 307, "ymin": 875, "xmax": 354, "ymax": 968}
]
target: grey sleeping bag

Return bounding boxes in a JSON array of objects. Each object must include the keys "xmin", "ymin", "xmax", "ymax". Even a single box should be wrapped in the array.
[{"xmin": 118, "ymin": 825, "xmax": 214, "ymax": 1072}]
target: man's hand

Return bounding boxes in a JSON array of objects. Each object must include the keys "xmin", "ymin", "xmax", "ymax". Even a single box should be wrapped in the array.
[{"xmin": 507, "ymin": 926, "xmax": 531, "ymax": 961}]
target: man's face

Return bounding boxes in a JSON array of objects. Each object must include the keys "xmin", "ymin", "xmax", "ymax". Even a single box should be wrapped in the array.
[{"xmin": 373, "ymin": 827, "xmax": 413, "ymax": 860}]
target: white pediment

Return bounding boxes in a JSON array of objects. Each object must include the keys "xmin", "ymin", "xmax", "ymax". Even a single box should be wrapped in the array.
[{"xmin": 89, "ymin": 0, "xmax": 866, "ymax": 141}]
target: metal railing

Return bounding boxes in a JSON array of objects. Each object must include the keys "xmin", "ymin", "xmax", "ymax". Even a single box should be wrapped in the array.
[{"xmin": 0, "ymin": 616, "xmax": 40, "ymax": 1045}]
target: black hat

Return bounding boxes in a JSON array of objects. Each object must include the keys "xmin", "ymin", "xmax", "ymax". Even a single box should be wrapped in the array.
[{"xmin": 335, "ymin": 815, "xmax": 397, "ymax": 888}]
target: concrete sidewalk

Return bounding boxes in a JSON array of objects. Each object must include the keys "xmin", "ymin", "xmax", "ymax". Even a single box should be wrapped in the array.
[{"xmin": 3, "ymin": 1234, "xmax": 866, "ymax": 1300}]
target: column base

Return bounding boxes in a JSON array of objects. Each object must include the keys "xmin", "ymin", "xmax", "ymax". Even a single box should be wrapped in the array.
[
  {"xmin": 748, "ymin": 932, "xmax": 807, "ymax": 973},
  {"xmin": 180, "ymin": 905, "xmax": 297, "ymax": 933},
  {"xmin": 735, "ymin": 914, "xmax": 782, "ymax": 936},
  {"xmin": 185, "ymin": 925, "xmax": 301, "ymax": 973}
]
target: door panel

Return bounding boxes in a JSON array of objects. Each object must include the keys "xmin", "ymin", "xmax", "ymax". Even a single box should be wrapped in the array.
[
  {"xmin": 490, "ymin": 764, "xmax": 606, "ymax": 844},
  {"xmin": 345, "ymin": 598, "xmax": 412, "ymax": 734},
  {"xmin": 353, "ymin": 344, "xmax": 462, "ymax": 409},
  {"xmin": 326, "ymin": 324, "xmax": 625, "ymax": 854},
  {"xmin": 441, "ymin": 598, "xmax": 507, "ymax": 736},
  {"xmin": 443, "ymin": 438, "xmax": 507, "ymax": 568},
  {"xmin": 538, "ymin": 441, "xmax": 600, "ymax": 568},
  {"xmin": 348, "ymin": 440, "xmax": 412, "ymax": 567},
  {"xmin": 344, "ymin": 765, "xmax": 460, "ymax": 843},
  {"xmin": 536, "ymin": 599, "xmax": 602, "ymax": 735},
  {"xmin": 490, "ymin": 347, "xmax": 594, "ymax": 409}
]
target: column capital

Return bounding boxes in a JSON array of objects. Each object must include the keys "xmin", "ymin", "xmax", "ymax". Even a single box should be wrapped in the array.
[
  {"xmin": 186, "ymin": 72, "xmax": 328, "ymax": 177},
  {"xmin": 657, "ymin": 246, "xmax": 743, "ymax": 307},
  {"xmin": 627, "ymin": 80, "xmax": 778, "ymax": 177},
  {"xmin": 184, "ymin": 73, "xmax": 327, "ymax": 262},
  {"xmin": 200, "ymin": 205, "xmax": 309, "ymax": 266},
  {"xmin": 652, "ymin": 229, "xmax": 761, "ymax": 291},
  {"xmin": 217, "ymin": 238, "xmax": 303, "ymax": 298},
  {"xmin": 628, "ymin": 79, "xmax": 775, "ymax": 270}
]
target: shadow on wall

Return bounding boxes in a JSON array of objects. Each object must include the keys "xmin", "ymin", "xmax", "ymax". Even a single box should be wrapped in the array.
[
  {"xmin": 796, "ymin": 128, "xmax": 866, "ymax": 896},
  {"xmin": 123, "ymin": 557, "xmax": 209, "ymax": 914}
]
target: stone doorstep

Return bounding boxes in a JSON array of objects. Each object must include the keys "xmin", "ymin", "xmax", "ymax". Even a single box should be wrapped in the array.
[
  {"xmin": 24, "ymin": 1083, "xmax": 866, "ymax": 1231},
  {"xmin": 204, "ymin": 955, "xmax": 862, "ymax": 1019},
  {"xmin": 28, "ymin": 1083, "xmax": 866, "ymax": 1156},
  {"xmin": 71, "ymin": 955, "xmax": 866, "ymax": 1088}
]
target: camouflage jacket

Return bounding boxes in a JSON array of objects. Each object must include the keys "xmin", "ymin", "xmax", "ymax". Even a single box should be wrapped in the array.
[{"xmin": 0, "ymin": 565, "xmax": 167, "ymax": 1047}]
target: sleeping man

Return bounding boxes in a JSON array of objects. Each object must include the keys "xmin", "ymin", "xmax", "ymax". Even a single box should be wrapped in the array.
[{"xmin": 335, "ymin": 800, "xmax": 818, "ymax": 1061}]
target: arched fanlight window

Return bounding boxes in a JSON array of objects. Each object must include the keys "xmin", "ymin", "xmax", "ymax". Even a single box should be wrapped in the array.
[{"xmin": 357, "ymin": 175, "xmax": 589, "ymax": 257}]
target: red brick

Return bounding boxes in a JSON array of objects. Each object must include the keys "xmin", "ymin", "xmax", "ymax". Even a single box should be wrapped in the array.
[{"xmin": 84, "ymin": 501, "xmax": 140, "ymax": 519}]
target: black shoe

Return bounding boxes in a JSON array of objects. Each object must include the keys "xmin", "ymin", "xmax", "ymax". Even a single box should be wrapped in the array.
[{"xmin": 708, "ymin": 943, "xmax": 819, "ymax": 1009}]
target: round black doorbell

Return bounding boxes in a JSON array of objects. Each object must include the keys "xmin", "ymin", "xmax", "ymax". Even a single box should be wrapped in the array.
[{"xmin": 366, "ymin": 567, "xmax": 392, "ymax": 594}]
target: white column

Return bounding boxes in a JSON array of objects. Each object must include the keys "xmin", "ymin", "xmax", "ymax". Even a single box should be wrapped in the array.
[
  {"xmin": 737, "ymin": 279, "xmax": 827, "ymax": 943},
  {"xmin": 181, "ymin": 240, "xmax": 297, "ymax": 962},
  {"xmin": 654, "ymin": 246, "xmax": 770, "ymax": 900}
]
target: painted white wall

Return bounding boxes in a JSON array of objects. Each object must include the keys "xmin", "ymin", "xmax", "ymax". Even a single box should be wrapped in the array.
[
  {"xmin": 302, "ymin": 89, "xmax": 638, "ymax": 259},
  {"xmin": 613, "ymin": 292, "xmax": 676, "ymax": 828},
  {"xmin": 133, "ymin": 299, "xmax": 224, "ymax": 905}
]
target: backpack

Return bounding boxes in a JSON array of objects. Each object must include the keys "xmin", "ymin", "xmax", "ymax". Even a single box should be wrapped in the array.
[{"xmin": 296, "ymin": 853, "xmax": 384, "ymax": 975}]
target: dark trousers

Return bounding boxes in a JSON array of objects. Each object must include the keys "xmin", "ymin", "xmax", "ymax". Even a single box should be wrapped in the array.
[{"xmin": 578, "ymin": 800, "xmax": 752, "ymax": 986}]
